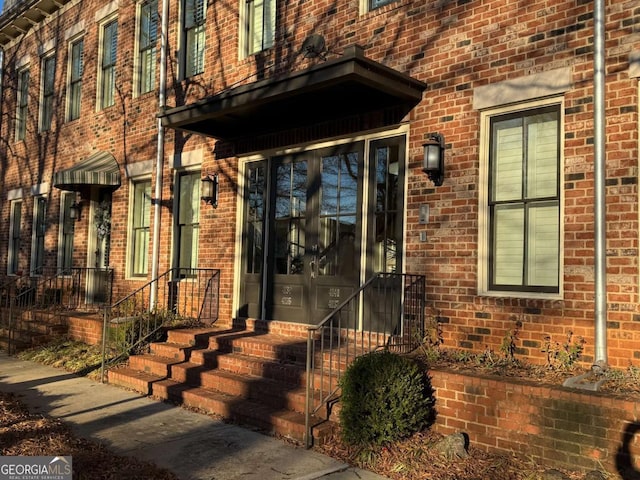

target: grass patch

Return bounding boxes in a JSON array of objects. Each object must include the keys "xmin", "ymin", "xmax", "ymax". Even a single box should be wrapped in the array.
[{"xmin": 18, "ymin": 338, "xmax": 105, "ymax": 380}]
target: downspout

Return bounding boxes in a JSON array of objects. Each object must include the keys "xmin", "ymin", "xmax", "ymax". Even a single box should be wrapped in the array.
[
  {"xmin": 150, "ymin": 0, "xmax": 170, "ymax": 310},
  {"xmin": 591, "ymin": 0, "xmax": 608, "ymax": 371},
  {"xmin": 563, "ymin": 0, "xmax": 608, "ymax": 390}
]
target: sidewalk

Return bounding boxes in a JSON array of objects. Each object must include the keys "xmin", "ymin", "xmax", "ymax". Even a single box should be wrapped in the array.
[{"xmin": 0, "ymin": 353, "xmax": 387, "ymax": 480}]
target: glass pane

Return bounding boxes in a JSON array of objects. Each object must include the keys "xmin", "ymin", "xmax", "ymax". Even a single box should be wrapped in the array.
[
  {"xmin": 274, "ymin": 161, "xmax": 306, "ymax": 275},
  {"xmin": 493, "ymin": 204, "xmax": 525, "ymax": 285},
  {"xmin": 246, "ymin": 163, "xmax": 265, "ymax": 275},
  {"xmin": 492, "ymin": 117, "xmax": 523, "ymax": 202},
  {"xmin": 526, "ymin": 112, "xmax": 558, "ymax": 199},
  {"xmin": 319, "ymin": 153, "xmax": 358, "ymax": 277},
  {"xmin": 527, "ymin": 202, "xmax": 559, "ymax": 287}
]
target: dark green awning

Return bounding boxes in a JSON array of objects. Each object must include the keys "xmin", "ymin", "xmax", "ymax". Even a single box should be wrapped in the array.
[{"xmin": 53, "ymin": 151, "xmax": 120, "ymax": 191}]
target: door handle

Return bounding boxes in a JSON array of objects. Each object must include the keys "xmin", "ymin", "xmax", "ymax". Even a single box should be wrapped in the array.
[{"xmin": 309, "ymin": 260, "xmax": 316, "ymax": 279}]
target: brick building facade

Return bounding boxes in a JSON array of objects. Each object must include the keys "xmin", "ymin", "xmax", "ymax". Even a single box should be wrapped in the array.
[{"xmin": 0, "ymin": 0, "xmax": 639, "ymax": 368}]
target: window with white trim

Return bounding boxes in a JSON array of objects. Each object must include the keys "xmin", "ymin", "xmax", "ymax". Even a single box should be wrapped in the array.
[
  {"xmin": 182, "ymin": 0, "xmax": 205, "ymax": 77},
  {"xmin": 360, "ymin": 0, "xmax": 397, "ymax": 14},
  {"xmin": 16, "ymin": 67, "xmax": 29, "ymax": 141},
  {"xmin": 174, "ymin": 171, "xmax": 200, "ymax": 272},
  {"xmin": 98, "ymin": 19, "xmax": 118, "ymax": 109},
  {"xmin": 137, "ymin": 0, "xmax": 158, "ymax": 94},
  {"xmin": 59, "ymin": 193, "xmax": 75, "ymax": 272},
  {"xmin": 8, "ymin": 200, "xmax": 22, "ymax": 275},
  {"xmin": 241, "ymin": 0, "xmax": 275, "ymax": 57},
  {"xmin": 480, "ymin": 103, "xmax": 561, "ymax": 295},
  {"xmin": 129, "ymin": 179, "xmax": 151, "ymax": 276},
  {"xmin": 31, "ymin": 196, "xmax": 47, "ymax": 275},
  {"xmin": 67, "ymin": 37, "xmax": 84, "ymax": 121},
  {"xmin": 40, "ymin": 54, "xmax": 55, "ymax": 132}
]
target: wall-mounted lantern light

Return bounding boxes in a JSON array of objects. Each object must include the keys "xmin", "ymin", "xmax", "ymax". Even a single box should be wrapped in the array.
[
  {"xmin": 201, "ymin": 173, "xmax": 219, "ymax": 208},
  {"xmin": 422, "ymin": 133, "xmax": 445, "ymax": 187},
  {"xmin": 68, "ymin": 201, "xmax": 81, "ymax": 221}
]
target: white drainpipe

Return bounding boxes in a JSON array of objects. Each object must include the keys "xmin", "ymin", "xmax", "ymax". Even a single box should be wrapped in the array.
[{"xmin": 150, "ymin": 0, "xmax": 170, "ymax": 310}]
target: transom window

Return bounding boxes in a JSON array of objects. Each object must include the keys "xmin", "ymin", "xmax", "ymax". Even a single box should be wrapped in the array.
[
  {"xmin": 183, "ymin": 0, "xmax": 206, "ymax": 77},
  {"xmin": 486, "ymin": 105, "xmax": 560, "ymax": 294},
  {"xmin": 68, "ymin": 38, "xmax": 84, "ymax": 121},
  {"xmin": 138, "ymin": 0, "xmax": 158, "ymax": 94},
  {"xmin": 243, "ymin": 0, "xmax": 275, "ymax": 57}
]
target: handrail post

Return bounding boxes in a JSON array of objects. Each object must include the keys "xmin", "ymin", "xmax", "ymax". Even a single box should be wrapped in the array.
[
  {"xmin": 100, "ymin": 304, "xmax": 109, "ymax": 383},
  {"xmin": 304, "ymin": 329, "xmax": 314, "ymax": 448}
]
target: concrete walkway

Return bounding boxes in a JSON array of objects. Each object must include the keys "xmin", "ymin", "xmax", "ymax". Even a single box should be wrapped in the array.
[{"xmin": 0, "ymin": 353, "xmax": 387, "ymax": 480}]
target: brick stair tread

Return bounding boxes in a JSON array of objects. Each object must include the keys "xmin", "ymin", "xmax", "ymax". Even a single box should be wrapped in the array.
[
  {"xmin": 151, "ymin": 379, "xmax": 333, "ymax": 440},
  {"xmin": 108, "ymin": 366, "xmax": 165, "ymax": 387},
  {"xmin": 133, "ymin": 353, "xmax": 184, "ymax": 365}
]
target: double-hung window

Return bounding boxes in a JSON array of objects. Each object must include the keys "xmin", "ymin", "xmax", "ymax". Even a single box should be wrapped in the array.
[
  {"xmin": 8, "ymin": 200, "xmax": 22, "ymax": 275},
  {"xmin": 16, "ymin": 68, "xmax": 29, "ymax": 141},
  {"xmin": 99, "ymin": 19, "xmax": 118, "ymax": 109},
  {"xmin": 484, "ymin": 104, "xmax": 561, "ymax": 294},
  {"xmin": 59, "ymin": 193, "xmax": 75, "ymax": 272},
  {"xmin": 243, "ymin": 0, "xmax": 275, "ymax": 57},
  {"xmin": 175, "ymin": 171, "xmax": 200, "ymax": 273},
  {"xmin": 68, "ymin": 38, "xmax": 84, "ymax": 121},
  {"xmin": 138, "ymin": 0, "xmax": 158, "ymax": 94},
  {"xmin": 40, "ymin": 55, "xmax": 55, "ymax": 132},
  {"xmin": 31, "ymin": 196, "xmax": 47, "ymax": 275},
  {"xmin": 183, "ymin": 0, "xmax": 205, "ymax": 77},
  {"xmin": 129, "ymin": 179, "xmax": 152, "ymax": 276}
]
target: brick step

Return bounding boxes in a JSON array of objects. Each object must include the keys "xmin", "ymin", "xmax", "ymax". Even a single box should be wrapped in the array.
[
  {"xmin": 166, "ymin": 327, "xmax": 231, "ymax": 347},
  {"xmin": 210, "ymin": 332, "xmax": 307, "ymax": 364},
  {"xmin": 128, "ymin": 353, "xmax": 184, "ymax": 377},
  {"xmin": 149, "ymin": 341, "xmax": 195, "ymax": 361},
  {"xmin": 20, "ymin": 320, "xmax": 68, "ymax": 335},
  {"xmin": 0, "ymin": 335, "xmax": 30, "ymax": 353},
  {"xmin": 107, "ymin": 366, "xmax": 164, "ymax": 395},
  {"xmin": 151, "ymin": 378, "xmax": 334, "ymax": 444}
]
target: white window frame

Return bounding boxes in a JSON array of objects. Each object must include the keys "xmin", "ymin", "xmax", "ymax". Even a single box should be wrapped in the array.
[
  {"xmin": 127, "ymin": 177, "xmax": 152, "ymax": 278},
  {"xmin": 477, "ymin": 97, "xmax": 564, "ymax": 299},
  {"xmin": 359, "ymin": 0, "xmax": 397, "ymax": 14},
  {"xmin": 30, "ymin": 195, "xmax": 47, "ymax": 276},
  {"xmin": 8, "ymin": 199, "xmax": 22, "ymax": 275},
  {"xmin": 97, "ymin": 15, "xmax": 118, "ymax": 111},
  {"xmin": 134, "ymin": 0, "xmax": 158, "ymax": 96},
  {"xmin": 181, "ymin": 0, "xmax": 206, "ymax": 78},
  {"xmin": 39, "ymin": 52, "xmax": 56, "ymax": 132},
  {"xmin": 58, "ymin": 192, "xmax": 76, "ymax": 273},
  {"xmin": 239, "ymin": 0, "xmax": 275, "ymax": 59},
  {"xmin": 15, "ymin": 67, "xmax": 29, "ymax": 141},
  {"xmin": 173, "ymin": 169, "xmax": 201, "ymax": 274},
  {"xmin": 66, "ymin": 36, "xmax": 84, "ymax": 122}
]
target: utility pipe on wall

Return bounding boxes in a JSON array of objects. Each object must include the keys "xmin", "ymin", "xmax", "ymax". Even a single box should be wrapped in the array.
[
  {"xmin": 150, "ymin": 0, "xmax": 170, "ymax": 309},
  {"xmin": 593, "ymin": 0, "xmax": 608, "ymax": 369}
]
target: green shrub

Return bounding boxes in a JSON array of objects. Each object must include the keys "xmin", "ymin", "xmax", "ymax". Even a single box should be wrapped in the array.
[{"xmin": 339, "ymin": 350, "xmax": 434, "ymax": 446}]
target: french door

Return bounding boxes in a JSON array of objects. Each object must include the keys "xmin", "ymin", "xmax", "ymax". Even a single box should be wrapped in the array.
[{"xmin": 239, "ymin": 135, "xmax": 405, "ymax": 325}]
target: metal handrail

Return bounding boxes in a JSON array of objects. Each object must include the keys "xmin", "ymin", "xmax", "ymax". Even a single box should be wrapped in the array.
[
  {"xmin": 2, "ymin": 267, "xmax": 113, "ymax": 354},
  {"xmin": 304, "ymin": 272, "xmax": 425, "ymax": 447},
  {"xmin": 100, "ymin": 267, "xmax": 220, "ymax": 382}
]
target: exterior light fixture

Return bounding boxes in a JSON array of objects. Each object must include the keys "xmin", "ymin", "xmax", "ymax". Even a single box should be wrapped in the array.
[
  {"xmin": 422, "ymin": 133, "xmax": 445, "ymax": 187},
  {"xmin": 68, "ymin": 201, "xmax": 81, "ymax": 221},
  {"xmin": 201, "ymin": 173, "xmax": 219, "ymax": 208}
]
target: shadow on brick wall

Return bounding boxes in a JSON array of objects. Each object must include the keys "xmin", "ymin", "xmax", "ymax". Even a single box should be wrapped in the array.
[{"xmin": 616, "ymin": 422, "xmax": 640, "ymax": 480}]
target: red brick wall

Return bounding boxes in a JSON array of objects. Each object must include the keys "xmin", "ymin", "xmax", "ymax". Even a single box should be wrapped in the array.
[
  {"xmin": 62, "ymin": 316, "xmax": 103, "ymax": 346},
  {"xmin": 0, "ymin": 0, "xmax": 638, "ymax": 367},
  {"xmin": 431, "ymin": 368, "xmax": 640, "ymax": 477}
]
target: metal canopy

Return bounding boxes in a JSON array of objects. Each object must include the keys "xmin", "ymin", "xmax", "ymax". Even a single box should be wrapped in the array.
[
  {"xmin": 159, "ymin": 45, "xmax": 426, "ymax": 141},
  {"xmin": 53, "ymin": 151, "xmax": 121, "ymax": 191}
]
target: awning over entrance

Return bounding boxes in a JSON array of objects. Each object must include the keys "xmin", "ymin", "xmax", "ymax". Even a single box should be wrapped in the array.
[
  {"xmin": 159, "ymin": 45, "xmax": 426, "ymax": 141},
  {"xmin": 53, "ymin": 151, "xmax": 121, "ymax": 191}
]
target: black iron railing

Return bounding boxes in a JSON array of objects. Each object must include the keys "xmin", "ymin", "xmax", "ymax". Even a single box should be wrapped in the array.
[
  {"xmin": 304, "ymin": 273, "xmax": 425, "ymax": 447},
  {"xmin": 100, "ymin": 267, "xmax": 220, "ymax": 381},
  {"xmin": 0, "ymin": 267, "xmax": 113, "ymax": 354}
]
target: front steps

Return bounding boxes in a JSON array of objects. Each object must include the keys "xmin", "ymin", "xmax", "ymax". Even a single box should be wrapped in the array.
[{"xmin": 107, "ymin": 320, "xmax": 339, "ymax": 444}]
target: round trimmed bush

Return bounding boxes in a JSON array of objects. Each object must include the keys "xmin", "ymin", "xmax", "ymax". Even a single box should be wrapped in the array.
[{"xmin": 339, "ymin": 350, "xmax": 434, "ymax": 446}]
